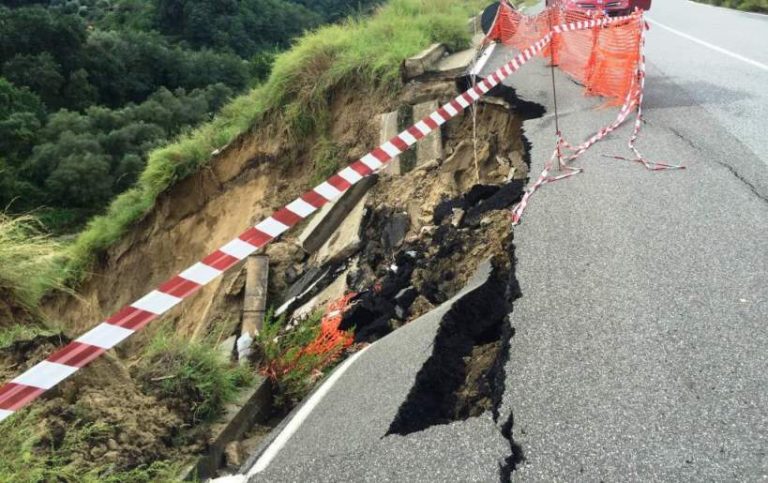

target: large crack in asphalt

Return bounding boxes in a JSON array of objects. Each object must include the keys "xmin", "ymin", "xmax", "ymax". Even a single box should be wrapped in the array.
[{"xmin": 383, "ymin": 245, "xmax": 525, "ymax": 481}]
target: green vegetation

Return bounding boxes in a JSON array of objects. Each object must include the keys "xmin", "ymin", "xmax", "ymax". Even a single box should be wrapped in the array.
[
  {"xmin": 0, "ymin": 406, "xmax": 181, "ymax": 483},
  {"xmin": 692, "ymin": 0, "xmax": 767, "ymax": 12},
  {"xmin": 258, "ymin": 309, "xmax": 329, "ymax": 409},
  {"xmin": 136, "ymin": 330, "xmax": 253, "ymax": 424},
  {"xmin": 66, "ymin": 0, "xmax": 483, "ymax": 281},
  {"xmin": 0, "ymin": 324, "xmax": 58, "ymax": 349},
  {"xmin": 0, "ymin": 0, "xmax": 384, "ymax": 230},
  {"xmin": 0, "ymin": 213, "xmax": 66, "ymax": 309}
]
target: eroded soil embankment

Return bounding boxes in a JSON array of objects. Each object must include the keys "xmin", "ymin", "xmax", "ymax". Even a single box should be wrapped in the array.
[{"xmin": 6, "ymin": 76, "xmax": 531, "ymax": 477}]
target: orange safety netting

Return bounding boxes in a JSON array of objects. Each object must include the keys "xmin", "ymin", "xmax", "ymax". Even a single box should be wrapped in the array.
[
  {"xmin": 485, "ymin": 2, "xmax": 643, "ymax": 104},
  {"xmin": 262, "ymin": 293, "xmax": 356, "ymax": 381}
]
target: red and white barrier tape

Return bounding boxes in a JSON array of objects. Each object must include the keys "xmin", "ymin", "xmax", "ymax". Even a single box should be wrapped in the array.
[
  {"xmin": 511, "ymin": 15, "xmax": 684, "ymax": 225},
  {"xmin": 0, "ymin": 14, "xmax": 638, "ymax": 424}
]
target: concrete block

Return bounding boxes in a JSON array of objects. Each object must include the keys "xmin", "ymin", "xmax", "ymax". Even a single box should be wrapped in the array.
[
  {"xmin": 298, "ymin": 175, "xmax": 377, "ymax": 255},
  {"xmin": 315, "ymin": 192, "xmax": 368, "ymax": 267},
  {"xmin": 413, "ymin": 100, "xmax": 443, "ymax": 166},
  {"xmin": 402, "ymin": 43, "xmax": 447, "ymax": 80},
  {"xmin": 181, "ymin": 377, "xmax": 272, "ymax": 481},
  {"xmin": 378, "ymin": 111, "xmax": 401, "ymax": 175}
]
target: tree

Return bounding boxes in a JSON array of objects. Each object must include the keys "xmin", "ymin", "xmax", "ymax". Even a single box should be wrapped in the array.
[{"xmin": 2, "ymin": 53, "xmax": 66, "ymax": 108}]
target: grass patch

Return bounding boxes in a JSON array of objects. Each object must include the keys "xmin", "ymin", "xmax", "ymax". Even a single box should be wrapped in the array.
[
  {"xmin": 64, "ymin": 0, "xmax": 485, "ymax": 284},
  {"xmin": 0, "ymin": 324, "xmax": 58, "ymax": 349},
  {"xmin": 692, "ymin": 0, "xmax": 767, "ymax": 12},
  {"xmin": 135, "ymin": 329, "xmax": 253, "ymax": 424},
  {"xmin": 0, "ymin": 213, "xmax": 67, "ymax": 311},
  {"xmin": 258, "ymin": 309, "xmax": 336, "ymax": 409},
  {"xmin": 0, "ymin": 407, "xmax": 182, "ymax": 483}
]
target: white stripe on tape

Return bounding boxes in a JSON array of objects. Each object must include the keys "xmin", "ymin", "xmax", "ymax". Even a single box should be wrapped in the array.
[
  {"xmin": 132, "ymin": 290, "xmax": 184, "ymax": 315},
  {"xmin": 467, "ymin": 89, "xmax": 481, "ymax": 101},
  {"xmin": 429, "ymin": 112, "xmax": 446, "ymax": 125},
  {"xmin": 179, "ymin": 262, "xmax": 222, "ymax": 285},
  {"xmin": 399, "ymin": 130, "xmax": 417, "ymax": 146},
  {"xmin": 219, "ymin": 238, "xmax": 257, "ymax": 260},
  {"xmin": 380, "ymin": 141, "xmax": 401, "ymax": 158},
  {"xmin": 255, "ymin": 217, "xmax": 289, "ymax": 238},
  {"xmin": 314, "ymin": 181, "xmax": 342, "ymax": 201},
  {"xmin": 414, "ymin": 121, "xmax": 431, "ymax": 136},
  {"xmin": 76, "ymin": 323, "xmax": 134, "ymax": 349},
  {"xmin": 443, "ymin": 103, "xmax": 458, "ymax": 117},
  {"xmin": 455, "ymin": 95, "xmax": 470, "ymax": 108},
  {"xmin": 285, "ymin": 198, "xmax": 317, "ymax": 218},
  {"xmin": 338, "ymin": 166, "xmax": 363, "ymax": 184},
  {"xmin": 12, "ymin": 361, "xmax": 79, "ymax": 390},
  {"xmin": 0, "ymin": 409, "xmax": 12, "ymax": 422},
  {"xmin": 360, "ymin": 153, "xmax": 383, "ymax": 171}
]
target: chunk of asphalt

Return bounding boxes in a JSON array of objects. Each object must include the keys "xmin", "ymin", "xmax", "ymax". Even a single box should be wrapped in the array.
[{"xmin": 463, "ymin": 179, "xmax": 525, "ymax": 227}]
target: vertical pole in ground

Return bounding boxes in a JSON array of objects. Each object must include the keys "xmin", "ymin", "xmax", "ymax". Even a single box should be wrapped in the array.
[
  {"xmin": 547, "ymin": 6, "xmax": 563, "ymax": 171},
  {"xmin": 239, "ymin": 254, "xmax": 269, "ymax": 364}
]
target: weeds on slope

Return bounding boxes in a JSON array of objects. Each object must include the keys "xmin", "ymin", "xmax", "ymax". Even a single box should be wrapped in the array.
[
  {"xmin": 0, "ymin": 213, "xmax": 67, "ymax": 311},
  {"xmin": 135, "ymin": 329, "xmax": 253, "ymax": 424}
]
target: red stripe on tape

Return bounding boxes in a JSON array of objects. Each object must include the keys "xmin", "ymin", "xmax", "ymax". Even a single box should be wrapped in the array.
[
  {"xmin": 239, "ymin": 227, "xmax": 272, "ymax": 249},
  {"xmin": 450, "ymin": 99, "xmax": 463, "ymax": 112},
  {"xmin": 389, "ymin": 136, "xmax": 409, "ymax": 152},
  {"xmin": 48, "ymin": 342, "xmax": 105, "ymax": 368},
  {"xmin": 301, "ymin": 190, "xmax": 328, "ymax": 209},
  {"xmin": 462, "ymin": 92, "xmax": 474, "ymax": 104},
  {"xmin": 350, "ymin": 160, "xmax": 373, "ymax": 177},
  {"xmin": 202, "ymin": 250, "xmax": 240, "ymax": 271},
  {"xmin": 407, "ymin": 125, "xmax": 425, "ymax": 140},
  {"xmin": 107, "ymin": 306, "xmax": 156, "ymax": 330},
  {"xmin": 371, "ymin": 147, "xmax": 391, "ymax": 163},
  {"xmin": 437, "ymin": 107, "xmax": 451, "ymax": 121},
  {"xmin": 158, "ymin": 275, "xmax": 201, "ymax": 298},
  {"xmin": 271, "ymin": 207, "xmax": 303, "ymax": 227},
  {"xmin": 0, "ymin": 383, "xmax": 46, "ymax": 411},
  {"xmin": 327, "ymin": 174, "xmax": 352, "ymax": 192},
  {"xmin": 422, "ymin": 116, "xmax": 438, "ymax": 130}
]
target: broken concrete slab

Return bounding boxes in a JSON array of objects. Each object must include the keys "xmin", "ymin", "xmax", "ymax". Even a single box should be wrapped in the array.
[
  {"xmin": 402, "ymin": 43, "xmax": 447, "ymax": 80},
  {"xmin": 315, "ymin": 192, "xmax": 369, "ymax": 267},
  {"xmin": 291, "ymin": 270, "xmax": 348, "ymax": 321},
  {"xmin": 413, "ymin": 100, "xmax": 443, "ymax": 167},
  {"xmin": 435, "ymin": 49, "xmax": 476, "ymax": 78},
  {"xmin": 378, "ymin": 111, "xmax": 402, "ymax": 175},
  {"xmin": 298, "ymin": 175, "xmax": 377, "ymax": 255}
]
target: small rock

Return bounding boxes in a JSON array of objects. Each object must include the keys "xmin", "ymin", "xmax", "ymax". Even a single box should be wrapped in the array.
[
  {"xmin": 90, "ymin": 445, "xmax": 106, "ymax": 459},
  {"xmin": 451, "ymin": 208, "xmax": 465, "ymax": 227},
  {"xmin": 103, "ymin": 451, "xmax": 120, "ymax": 462},
  {"xmin": 225, "ymin": 441, "xmax": 242, "ymax": 468},
  {"xmin": 480, "ymin": 216, "xmax": 493, "ymax": 226},
  {"xmin": 107, "ymin": 438, "xmax": 119, "ymax": 451},
  {"xmin": 420, "ymin": 225, "xmax": 437, "ymax": 237}
]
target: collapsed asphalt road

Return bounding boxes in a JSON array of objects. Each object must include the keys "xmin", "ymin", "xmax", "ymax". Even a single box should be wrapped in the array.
[{"xmin": 226, "ymin": 1, "xmax": 767, "ymax": 480}]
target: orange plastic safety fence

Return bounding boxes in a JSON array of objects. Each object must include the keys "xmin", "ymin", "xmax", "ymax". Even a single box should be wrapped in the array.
[
  {"xmin": 262, "ymin": 293, "xmax": 356, "ymax": 382},
  {"xmin": 485, "ymin": 2, "xmax": 642, "ymax": 105}
]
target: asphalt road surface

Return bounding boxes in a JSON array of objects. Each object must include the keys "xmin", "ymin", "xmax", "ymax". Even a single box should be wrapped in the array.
[{"xmin": 234, "ymin": 1, "xmax": 768, "ymax": 480}]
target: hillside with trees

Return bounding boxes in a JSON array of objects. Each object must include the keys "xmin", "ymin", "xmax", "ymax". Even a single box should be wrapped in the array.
[{"xmin": 0, "ymin": 0, "xmax": 380, "ymax": 230}]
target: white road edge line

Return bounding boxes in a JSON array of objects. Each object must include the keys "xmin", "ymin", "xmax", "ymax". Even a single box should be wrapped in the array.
[
  {"xmin": 247, "ymin": 346, "xmax": 370, "ymax": 475},
  {"xmin": 470, "ymin": 42, "xmax": 497, "ymax": 77},
  {"xmin": 646, "ymin": 17, "xmax": 768, "ymax": 72}
]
